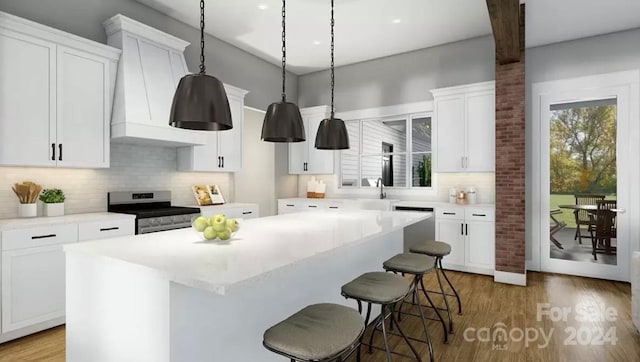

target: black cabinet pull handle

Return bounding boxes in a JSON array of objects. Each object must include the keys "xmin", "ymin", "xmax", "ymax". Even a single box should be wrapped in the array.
[
  {"xmin": 329, "ymin": 206, "xmax": 339, "ymax": 209},
  {"xmin": 242, "ymin": 211, "xmax": 252, "ymax": 215},
  {"xmin": 286, "ymin": 204, "xmax": 295, "ymax": 207},
  {"xmin": 217, "ymin": 156, "xmax": 221, "ymax": 167},
  {"xmin": 58, "ymin": 144, "xmax": 62, "ymax": 161},
  {"xmin": 443, "ymin": 212, "xmax": 456, "ymax": 215},
  {"xmin": 100, "ymin": 227, "xmax": 119, "ymax": 232},
  {"xmin": 221, "ymin": 156, "xmax": 224, "ymax": 168},
  {"xmin": 308, "ymin": 205, "xmax": 317, "ymax": 208},
  {"xmin": 461, "ymin": 223, "xmax": 463, "ymax": 235},
  {"xmin": 32, "ymin": 234, "xmax": 56, "ymax": 240},
  {"xmin": 472, "ymin": 213, "xmax": 487, "ymax": 217},
  {"xmin": 465, "ymin": 224, "xmax": 468, "ymax": 235},
  {"xmin": 51, "ymin": 143, "xmax": 56, "ymax": 160}
]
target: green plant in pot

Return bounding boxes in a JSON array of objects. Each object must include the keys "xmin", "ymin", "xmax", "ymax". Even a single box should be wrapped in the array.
[{"xmin": 39, "ymin": 189, "xmax": 65, "ymax": 217}]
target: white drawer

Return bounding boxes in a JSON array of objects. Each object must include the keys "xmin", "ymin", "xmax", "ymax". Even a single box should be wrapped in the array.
[
  {"xmin": 436, "ymin": 207, "xmax": 464, "ymax": 220},
  {"xmin": 2, "ymin": 224, "xmax": 78, "ymax": 251},
  {"xmin": 466, "ymin": 208, "xmax": 495, "ymax": 222},
  {"xmin": 237, "ymin": 207, "xmax": 259, "ymax": 219},
  {"xmin": 78, "ymin": 219, "xmax": 134, "ymax": 242},
  {"xmin": 303, "ymin": 201, "xmax": 323, "ymax": 210}
]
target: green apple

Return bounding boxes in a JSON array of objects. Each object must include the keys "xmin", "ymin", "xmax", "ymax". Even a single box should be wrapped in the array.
[
  {"xmin": 226, "ymin": 218, "xmax": 239, "ymax": 232},
  {"xmin": 212, "ymin": 213, "xmax": 226, "ymax": 219},
  {"xmin": 203, "ymin": 226, "xmax": 217, "ymax": 240},
  {"xmin": 211, "ymin": 215, "xmax": 227, "ymax": 232},
  {"xmin": 218, "ymin": 228, "xmax": 231, "ymax": 240},
  {"xmin": 192, "ymin": 216, "xmax": 209, "ymax": 232}
]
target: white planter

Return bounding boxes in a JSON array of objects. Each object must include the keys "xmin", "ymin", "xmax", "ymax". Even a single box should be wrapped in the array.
[
  {"xmin": 18, "ymin": 204, "xmax": 37, "ymax": 218},
  {"xmin": 43, "ymin": 203, "xmax": 64, "ymax": 217}
]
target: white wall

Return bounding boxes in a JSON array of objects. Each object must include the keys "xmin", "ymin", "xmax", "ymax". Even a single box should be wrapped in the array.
[
  {"xmin": 525, "ymin": 27, "xmax": 640, "ymax": 263},
  {"xmin": 234, "ymin": 108, "xmax": 276, "ymax": 217},
  {"xmin": 0, "ymin": 144, "xmax": 232, "ymax": 219}
]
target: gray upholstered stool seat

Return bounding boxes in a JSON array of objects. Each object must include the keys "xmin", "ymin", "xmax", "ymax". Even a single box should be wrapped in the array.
[
  {"xmin": 383, "ymin": 253, "xmax": 436, "ymax": 274},
  {"xmin": 263, "ymin": 303, "xmax": 364, "ymax": 361},
  {"xmin": 410, "ymin": 240, "xmax": 451, "ymax": 257},
  {"xmin": 341, "ymin": 272, "xmax": 410, "ymax": 304}
]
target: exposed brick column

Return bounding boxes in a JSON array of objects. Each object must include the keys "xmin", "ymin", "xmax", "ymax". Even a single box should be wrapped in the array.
[{"xmin": 494, "ymin": 4, "xmax": 526, "ymax": 276}]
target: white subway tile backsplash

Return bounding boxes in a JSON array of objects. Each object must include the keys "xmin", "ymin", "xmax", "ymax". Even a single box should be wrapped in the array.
[{"xmin": 0, "ymin": 144, "xmax": 233, "ymax": 219}]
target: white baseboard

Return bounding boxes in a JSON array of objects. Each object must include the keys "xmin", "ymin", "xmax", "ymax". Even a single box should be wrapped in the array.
[{"xmin": 494, "ymin": 270, "xmax": 527, "ymax": 286}]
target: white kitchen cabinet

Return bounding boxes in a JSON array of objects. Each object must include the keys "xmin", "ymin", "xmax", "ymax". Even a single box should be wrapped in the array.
[
  {"xmin": 432, "ymin": 81, "xmax": 495, "ymax": 173},
  {"xmin": 199, "ymin": 203, "xmax": 259, "ymax": 219},
  {"xmin": 177, "ymin": 85, "xmax": 249, "ymax": 172},
  {"xmin": 0, "ymin": 11, "xmax": 119, "ymax": 168},
  {"xmin": 78, "ymin": 218, "xmax": 135, "ymax": 241},
  {"xmin": 1, "ymin": 223, "xmax": 77, "ymax": 333},
  {"xmin": 289, "ymin": 106, "xmax": 335, "ymax": 174},
  {"xmin": 435, "ymin": 206, "xmax": 495, "ymax": 275}
]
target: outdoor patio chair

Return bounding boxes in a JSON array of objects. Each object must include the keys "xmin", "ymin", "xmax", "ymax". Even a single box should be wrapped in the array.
[
  {"xmin": 574, "ymin": 194, "xmax": 605, "ymax": 244},
  {"xmin": 589, "ymin": 200, "xmax": 617, "ymax": 260},
  {"xmin": 550, "ymin": 209, "xmax": 566, "ymax": 249}
]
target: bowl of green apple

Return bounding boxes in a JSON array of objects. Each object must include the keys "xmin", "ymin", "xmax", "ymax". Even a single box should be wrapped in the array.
[{"xmin": 192, "ymin": 214, "xmax": 240, "ymax": 241}]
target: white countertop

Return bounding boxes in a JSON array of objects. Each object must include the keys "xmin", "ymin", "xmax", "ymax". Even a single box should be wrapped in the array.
[
  {"xmin": 64, "ymin": 210, "xmax": 431, "ymax": 295},
  {"xmin": 0, "ymin": 212, "xmax": 136, "ymax": 231}
]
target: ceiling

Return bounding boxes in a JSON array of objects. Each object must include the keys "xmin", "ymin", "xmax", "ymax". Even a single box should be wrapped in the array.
[
  {"xmin": 136, "ymin": 0, "xmax": 640, "ymax": 75},
  {"xmin": 526, "ymin": 0, "xmax": 640, "ymax": 48},
  {"xmin": 136, "ymin": 0, "xmax": 493, "ymax": 74}
]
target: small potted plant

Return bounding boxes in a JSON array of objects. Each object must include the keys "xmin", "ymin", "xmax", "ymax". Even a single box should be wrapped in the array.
[{"xmin": 39, "ymin": 189, "xmax": 65, "ymax": 217}]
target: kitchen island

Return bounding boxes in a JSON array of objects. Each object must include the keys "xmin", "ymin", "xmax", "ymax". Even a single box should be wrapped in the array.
[{"xmin": 64, "ymin": 209, "xmax": 431, "ymax": 362}]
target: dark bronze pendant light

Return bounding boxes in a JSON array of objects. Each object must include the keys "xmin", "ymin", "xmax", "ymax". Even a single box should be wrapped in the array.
[
  {"xmin": 315, "ymin": 0, "xmax": 349, "ymax": 150},
  {"xmin": 169, "ymin": 0, "xmax": 232, "ymax": 131},
  {"xmin": 261, "ymin": 0, "xmax": 306, "ymax": 142}
]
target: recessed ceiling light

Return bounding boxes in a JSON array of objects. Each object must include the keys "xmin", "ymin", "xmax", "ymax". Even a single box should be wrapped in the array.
[
  {"xmin": 257, "ymin": 4, "xmax": 268, "ymax": 10},
  {"xmin": 313, "ymin": 40, "xmax": 321, "ymax": 45},
  {"xmin": 392, "ymin": 18, "xmax": 402, "ymax": 24}
]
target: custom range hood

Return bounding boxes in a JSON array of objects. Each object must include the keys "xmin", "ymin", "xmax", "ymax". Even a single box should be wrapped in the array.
[{"xmin": 103, "ymin": 14, "xmax": 207, "ymax": 146}]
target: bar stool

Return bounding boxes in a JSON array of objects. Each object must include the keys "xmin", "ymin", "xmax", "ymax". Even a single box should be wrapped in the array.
[
  {"xmin": 409, "ymin": 240, "xmax": 462, "ymax": 333},
  {"xmin": 263, "ymin": 303, "xmax": 365, "ymax": 362},
  {"xmin": 341, "ymin": 272, "xmax": 421, "ymax": 361},
  {"xmin": 383, "ymin": 252, "xmax": 447, "ymax": 348}
]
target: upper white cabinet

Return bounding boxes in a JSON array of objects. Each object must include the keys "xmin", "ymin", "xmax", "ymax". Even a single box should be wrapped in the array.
[
  {"xmin": 177, "ymin": 85, "xmax": 248, "ymax": 172},
  {"xmin": 103, "ymin": 14, "xmax": 207, "ymax": 147},
  {"xmin": 0, "ymin": 11, "xmax": 119, "ymax": 168},
  {"xmin": 289, "ymin": 106, "xmax": 335, "ymax": 174},
  {"xmin": 431, "ymin": 81, "xmax": 495, "ymax": 173}
]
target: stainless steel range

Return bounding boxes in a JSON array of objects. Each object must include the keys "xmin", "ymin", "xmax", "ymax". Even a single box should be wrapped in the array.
[{"xmin": 107, "ymin": 191, "xmax": 201, "ymax": 234}]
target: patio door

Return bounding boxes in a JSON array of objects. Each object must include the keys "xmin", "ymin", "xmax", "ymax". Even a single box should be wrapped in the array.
[{"xmin": 532, "ymin": 71, "xmax": 640, "ymax": 281}]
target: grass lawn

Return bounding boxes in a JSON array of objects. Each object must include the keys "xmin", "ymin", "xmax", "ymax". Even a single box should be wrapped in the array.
[{"xmin": 549, "ymin": 194, "xmax": 617, "ymax": 227}]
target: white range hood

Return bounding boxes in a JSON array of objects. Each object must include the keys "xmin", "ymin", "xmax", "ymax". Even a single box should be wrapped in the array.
[{"xmin": 103, "ymin": 14, "xmax": 207, "ymax": 146}]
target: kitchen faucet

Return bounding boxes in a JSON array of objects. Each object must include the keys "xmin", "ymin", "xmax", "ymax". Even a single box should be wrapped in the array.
[{"xmin": 376, "ymin": 177, "xmax": 387, "ymax": 199}]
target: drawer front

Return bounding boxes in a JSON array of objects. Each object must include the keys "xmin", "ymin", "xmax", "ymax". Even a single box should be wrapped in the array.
[
  {"xmin": 2, "ymin": 224, "xmax": 78, "ymax": 251},
  {"xmin": 238, "ymin": 207, "xmax": 259, "ymax": 219},
  {"xmin": 466, "ymin": 208, "xmax": 495, "ymax": 222},
  {"xmin": 436, "ymin": 207, "xmax": 464, "ymax": 220},
  {"xmin": 78, "ymin": 219, "xmax": 134, "ymax": 242}
]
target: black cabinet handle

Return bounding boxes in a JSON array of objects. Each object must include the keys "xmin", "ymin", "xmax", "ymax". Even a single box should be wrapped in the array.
[
  {"xmin": 286, "ymin": 204, "xmax": 295, "ymax": 207},
  {"xmin": 465, "ymin": 223, "xmax": 468, "ymax": 236},
  {"xmin": 472, "ymin": 213, "xmax": 487, "ymax": 217},
  {"xmin": 443, "ymin": 212, "xmax": 456, "ymax": 215},
  {"xmin": 32, "ymin": 234, "xmax": 56, "ymax": 240},
  {"xmin": 51, "ymin": 143, "xmax": 56, "ymax": 161},
  {"xmin": 329, "ymin": 206, "xmax": 339, "ymax": 209},
  {"xmin": 100, "ymin": 227, "xmax": 119, "ymax": 232},
  {"xmin": 217, "ymin": 156, "xmax": 221, "ymax": 168},
  {"xmin": 308, "ymin": 205, "xmax": 317, "ymax": 208},
  {"xmin": 58, "ymin": 144, "xmax": 62, "ymax": 161},
  {"xmin": 222, "ymin": 156, "xmax": 224, "ymax": 168},
  {"xmin": 242, "ymin": 211, "xmax": 252, "ymax": 215},
  {"xmin": 461, "ymin": 223, "xmax": 463, "ymax": 235}
]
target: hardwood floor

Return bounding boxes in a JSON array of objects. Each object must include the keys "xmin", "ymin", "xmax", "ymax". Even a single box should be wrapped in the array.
[{"xmin": 0, "ymin": 272, "xmax": 638, "ymax": 361}]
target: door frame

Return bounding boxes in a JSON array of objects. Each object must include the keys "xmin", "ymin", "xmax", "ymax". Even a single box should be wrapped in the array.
[{"xmin": 531, "ymin": 70, "xmax": 640, "ymax": 281}]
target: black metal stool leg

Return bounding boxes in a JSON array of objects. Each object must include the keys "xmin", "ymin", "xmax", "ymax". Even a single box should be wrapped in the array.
[
  {"xmin": 389, "ymin": 306, "xmax": 421, "ymax": 361},
  {"xmin": 379, "ymin": 305, "xmax": 393, "ymax": 362},
  {"xmin": 439, "ymin": 258, "xmax": 462, "ymax": 315},
  {"xmin": 433, "ymin": 260, "xmax": 454, "ymax": 334},
  {"xmin": 358, "ymin": 303, "xmax": 372, "ymax": 361},
  {"xmin": 415, "ymin": 279, "xmax": 434, "ymax": 362},
  {"xmin": 420, "ymin": 276, "xmax": 448, "ymax": 343}
]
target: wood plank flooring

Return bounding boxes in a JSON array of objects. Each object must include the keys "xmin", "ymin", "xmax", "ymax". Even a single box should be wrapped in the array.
[{"xmin": 0, "ymin": 271, "xmax": 638, "ymax": 361}]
